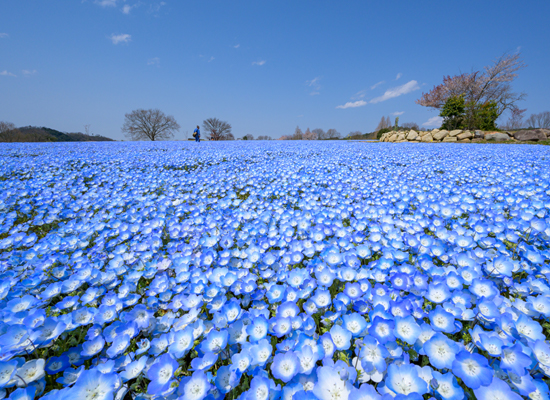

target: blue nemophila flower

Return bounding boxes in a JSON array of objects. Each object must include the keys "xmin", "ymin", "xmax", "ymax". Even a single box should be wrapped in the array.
[
  {"xmin": 429, "ymin": 306, "xmax": 456, "ymax": 333},
  {"xmin": 215, "ymin": 364, "xmax": 241, "ymax": 394},
  {"xmin": 249, "ymin": 339, "xmax": 273, "ymax": 367},
  {"xmin": 473, "ymin": 377, "xmax": 522, "ymax": 400},
  {"xmin": 423, "ymin": 333, "xmax": 458, "ymax": 370},
  {"xmin": 532, "ymin": 339, "xmax": 550, "ymax": 366},
  {"xmin": 394, "ymin": 316, "xmax": 421, "ymax": 345},
  {"xmin": 14, "ymin": 359, "xmax": 45, "ymax": 387},
  {"xmin": 8, "ymin": 386, "xmax": 37, "ymax": 400},
  {"xmin": 342, "ymin": 313, "xmax": 367, "ymax": 337},
  {"xmin": 106, "ymin": 334, "xmax": 130, "ymax": 359},
  {"xmin": 119, "ymin": 356, "xmax": 148, "ymax": 382},
  {"xmin": 359, "ymin": 336, "xmax": 389, "ymax": 373},
  {"xmin": 200, "ymin": 329, "xmax": 228, "ymax": 354},
  {"xmin": 147, "ymin": 353, "xmax": 179, "ymax": 396},
  {"xmin": 246, "ymin": 316, "xmax": 268, "ymax": 342},
  {"xmin": 270, "ymin": 351, "xmax": 299, "ymax": 383},
  {"xmin": 432, "ymin": 371, "xmax": 464, "ymax": 400},
  {"xmin": 451, "ymin": 351, "xmax": 493, "ymax": 389},
  {"xmin": 245, "ymin": 375, "xmax": 273, "ymax": 400},
  {"xmin": 191, "ymin": 352, "xmax": 218, "ymax": 371},
  {"xmin": 385, "ymin": 363, "xmax": 428, "ymax": 396},
  {"xmin": 71, "ymin": 369, "xmax": 118, "ymax": 400},
  {"xmin": 313, "ymin": 365, "xmax": 353, "ymax": 400},
  {"xmin": 368, "ymin": 317, "xmax": 395, "ymax": 344},
  {"xmin": 330, "ymin": 324, "xmax": 352, "ymax": 351},
  {"xmin": 45, "ymin": 356, "xmax": 70, "ymax": 375},
  {"xmin": 168, "ymin": 326, "xmax": 194, "ymax": 358},
  {"xmin": 0, "ymin": 359, "xmax": 18, "ymax": 388}
]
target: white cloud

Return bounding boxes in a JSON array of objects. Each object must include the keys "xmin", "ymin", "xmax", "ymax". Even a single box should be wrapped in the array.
[
  {"xmin": 95, "ymin": 0, "xmax": 117, "ymax": 7},
  {"xmin": 208, "ymin": 56, "xmax": 215, "ymax": 62},
  {"xmin": 370, "ymin": 80, "xmax": 419, "ymax": 103},
  {"xmin": 336, "ymin": 100, "xmax": 367, "ymax": 109},
  {"xmin": 352, "ymin": 90, "xmax": 367, "ymax": 99},
  {"xmin": 370, "ymin": 81, "xmax": 384, "ymax": 90},
  {"xmin": 396, "ymin": 72, "xmax": 402, "ymax": 80},
  {"xmin": 22, "ymin": 70, "xmax": 37, "ymax": 76},
  {"xmin": 110, "ymin": 33, "xmax": 131, "ymax": 44},
  {"xmin": 310, "ymin": 92, "xmax": 320, "ymax": 96},
  {"xmin": 252, "ymin": 60, "xmax": 266, "ymax": 66},
  {"xmin": 0, "ymin": 70, "xmax": 16, "ymax": 77},
  {"xmin": 422, "ymin": 116, "xmax": 443, "ymax": 127},
  {"xmin": 122, "ymin": 4, "xmax": 133, "ymax": 14},
  {"xmin": 0, "ymin": 33, "xmax": 8, "ymax": 38},
  {"xmin": 147, "ymin": 57, "xmax": 160, "ymax": 66},
  {"xmin": 234, "ymin": 44, "xmax": 240, "ymax": 49},
  {"xmin": 391, "ymin": 111, "xmax": 404, "ymax": 116}
]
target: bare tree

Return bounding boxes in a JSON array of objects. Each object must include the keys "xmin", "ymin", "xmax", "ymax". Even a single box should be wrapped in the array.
[
  {"xmin": 312, "ymin": 128, "xmax": 325, "ymax": 139},
  {"xmin": 502, "ymin": 107, "xmax": 527, "ymax": 130},
  {"xmin": 416, "ymin": 52, "xmax": 526, "ymax": 127},
  {"xmin": 257, "ymin": 135, "xmax": 272, "ymax": 140},
  {"xmin": 243, "ymin": 134, "xmax": 254, "ymax": 140},
  {"xmin": 526, "ymin": 111, "xmax": 550, "ymax": 129},
  {"xmin": 0, "ymin": 121, "xmax": 25, "ymax": 142},
  {"xmin": 326, "ymin": 129, "xmax": 341, "ymax": 139},
  {"xmin": 223, "ymin": 132, "xmax": 235, "ymax": 140},
  {"xmin": 84, "ymin": 124, "xmax": 93, "ymax": 136},
  {"xmin": 375, "ymin": 116, "xmax": 391, "ymax": 132},
  {"xmin": 292, "ymin": 126, "xmax": 303, "ymax": 140},
  {"xmin": 203, "ymin": 118, "xmax": 232, "ymax": 141},
  {"xmin": 402, "ymin": 122, "xmax": 420, "ymax": 130},
  {"xmin": 122, "ymin": 109, "xmax": 180, "ymax": 141}
]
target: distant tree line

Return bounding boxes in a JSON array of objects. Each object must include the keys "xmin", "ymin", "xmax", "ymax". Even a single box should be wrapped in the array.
[
  {"xmin": 0, "ymin": 122, "xmax": 114, "ymax": 142},
  {"xmin": 280, "ymin": 127, "xmax": 342, "ymax": 140}
]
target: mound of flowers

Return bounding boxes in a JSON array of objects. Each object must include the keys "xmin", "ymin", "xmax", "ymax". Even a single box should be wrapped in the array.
[{"xmin": 0, "ymin": 141, "xmax": 549, "ymax": 400}]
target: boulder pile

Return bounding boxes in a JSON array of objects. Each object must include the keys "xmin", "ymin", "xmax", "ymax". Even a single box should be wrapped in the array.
[{"xmin": 379, "ymin": 128, "xmax": 550, "ymax": 143}]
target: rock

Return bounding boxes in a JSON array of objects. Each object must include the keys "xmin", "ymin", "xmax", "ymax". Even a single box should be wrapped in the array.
[
  {"xmin": 449, "ymin": 129, "xmax": 462, "ymax": 137},
  {"xmin": 442, "ymin": 136, "xmax": 457, "ymax": 142},
  {"xmin": 474, "ymin": 130, "xmax": 484, "ymax": 138},
  {"xmin": 513, "ymin": 129, "xmax": 548, "ymax": 141},
  {"xmin": 471, "ymin": 138, "xmax": 484, "ymax": 143},
  {"xmin": 458, "ymin": 139, "xmax": 471, "ymax": 143},
  {"xmin": 396, "ymin": 133, "xmax": 406, "ymax": 141},
  {"xmin": 388, "ymin": 134, "xmax": 397, "ymax": 142},
  {"xmin": 421, "ymin": 133, "xmax": 434, "ymax": 142},
  {"xmin": 485, "ymin": 132, "xmax": 510, "ymax": 141},
  {"xmin": 433, "ymin": 130, "xmax": 449, "ymax": 141},
  {"xmin": 420, "ymin": 130, "xmax": 432, "ymax": 137},
  {"xmin": 457, "ymin": 131, "xmax": 473, "ymax": 140},
  {"xmin": 406, "ymin": 130, "xmax": 418, "ymax": 140},
  {"xmin": 432, "ymin": 129, "xmax": 440, "ymax": 134}
]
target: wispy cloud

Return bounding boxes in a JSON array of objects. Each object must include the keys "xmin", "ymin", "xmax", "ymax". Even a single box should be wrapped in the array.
[
  {"xmin": 149, "ymin": 2, "xmax": 166, "ymax": 13},
  {"xmin": 0, "ymin": 33, "xmax": 8, "ymax": 39},
  {"xmin": 352, "ymin": 89, "xmax": 367, "ymax": 100},
  {"xmin": 422, "ymin": 116, "xmax": 443, "ymax": 127},
  {"xmin": 370, "ymin": 80, "xmax": 419, "ymax": 103},
  {"xmin": 391, "ymin": 111, "xmax": 404, "ymax": 116},
  {"xmin": 22, "ymin": 70, "xmax": 37, "ymax": 76},
  {"xmin": 395, "ymin": 72, "xmax": 402, "ymax": 80},
  {"xmin": 0, "ymin": 70, "xmax": 16, "ymax": 77},
  {"xmin": 252, "ymin": 60, "xmax": 266, "ymax": 66},
  {"xmin": 147, "ymin": 57, "xmax": 160, "ymax": 66},
  {"xmin": 306, "ymin": 77, "xmax": 321, "ymax": 95},
  {"xmin": 110, "ymin": 33, "xmax": 131, "ymax": 44},
  {"xmin": 122, "ymin": 4, "xmax": 133, "ymax": 14},
  {"xmin": 95, "ymin": 0, "xmax": 117, "ymax": 7},
  {"xmin": 336, "ymin": 100, "xmax": 367, "ymax": 109},
  {"xmin": 370, "ymin": 81, "xmax": 384, "ymax": 90},
  {"xmin": 208, "ymin": 56, "xmax": 215, "ymax": 63},
  {"xmin": 233, "ymin": 44, "xmax": 240, "ymax": 49}
]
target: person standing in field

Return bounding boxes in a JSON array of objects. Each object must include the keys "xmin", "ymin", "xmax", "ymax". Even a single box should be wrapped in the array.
[{"xmin": 193, "ymin": 125, "xmax": 201, "ymax": 142}]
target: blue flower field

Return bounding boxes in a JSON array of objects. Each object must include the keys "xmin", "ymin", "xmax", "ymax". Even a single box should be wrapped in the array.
[{"xmin": 1, "ymin": 141, "xmax": 550, "ymax": 400}]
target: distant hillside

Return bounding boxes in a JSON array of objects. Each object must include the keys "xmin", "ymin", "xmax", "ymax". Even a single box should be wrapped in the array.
[{"xmin": 1, "ymin": 126, "xmax": 115, "ymax": 142}]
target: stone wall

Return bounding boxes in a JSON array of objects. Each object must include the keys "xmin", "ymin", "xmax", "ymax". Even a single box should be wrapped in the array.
[{"xmin": 379, "ymin": 128, "xmax": 550, "ymax": 143}]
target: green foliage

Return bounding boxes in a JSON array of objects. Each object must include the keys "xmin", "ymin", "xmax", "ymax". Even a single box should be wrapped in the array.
[
  {"xmin": 440, "ymin": 95, "xmax": 465, "ymax": 130},
  {"xmin": 394, "ymin": 116, "xmax": 400, "ymax": 130},
  {"xmin": 473, "ymin": 101, "xmax": 499, "ymax": 131}
]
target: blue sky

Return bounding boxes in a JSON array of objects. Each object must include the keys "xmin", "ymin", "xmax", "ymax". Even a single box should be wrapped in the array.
[{"xmin": 1, "ymin": 0, "xmax": 549, "ymax": 140}]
